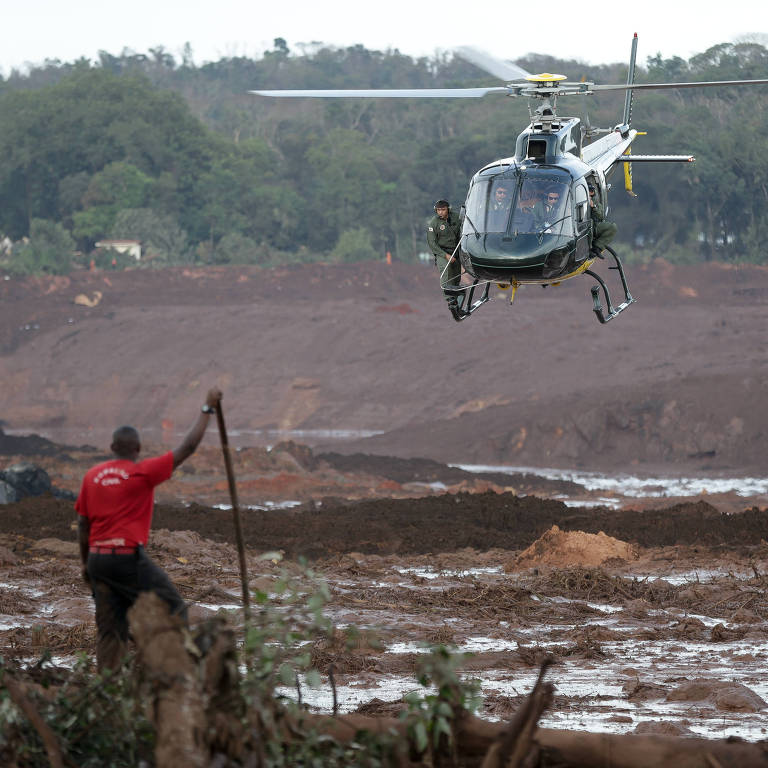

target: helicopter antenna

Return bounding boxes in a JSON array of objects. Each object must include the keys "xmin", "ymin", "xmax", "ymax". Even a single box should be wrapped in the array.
[{"xmin": 622, "ymin": 33, "xmax": 639, "ymax": 126}]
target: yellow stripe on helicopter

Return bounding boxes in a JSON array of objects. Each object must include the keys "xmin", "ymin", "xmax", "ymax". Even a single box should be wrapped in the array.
[
  {"xmin": 497, "ymin": 258, "xmax": 597, "ymax": 303},
  {"xmin": 623, "ymin": 131, "xmax": 646, "ymax": 197},
  {"xmin": 525, "ymin": 73, "xmax": 568, "ymax": 83}
]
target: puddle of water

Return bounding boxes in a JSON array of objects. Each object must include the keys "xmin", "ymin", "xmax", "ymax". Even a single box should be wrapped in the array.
[
  {"xmin": 195, "ymin": 603, "xmax": 243, "ymax": 613},
  {"xmin": 278, "ymin": 661, "xmax": 768, "ymax": 740},
  {"xmin": 210, "ymin": 501, "xmax": 301, "ymax": 512},
  {"xmin": 455, "ymin": 463, "xmax": 768, "ymax": 501},
  {"xmin": 277, "ymin": 674, "xmax": 425, "ymax": 714},
  {"xmin": 393, "ymin": 566, "xmax": 502, "ymax": 580},
  {"xmin": 0, "ymin": 618, "xmax": 27, "ymax": 630},
  {"xmin": 640, "ymin": 570, "xmax": 752, "ymax": 585},
  {"xmin": 556, "ymin": 497, "xmax": 622, "ymax": 509},
  {"xmin": 586, "ymin": 602, "xmax": 624, "ymax": 614},
  {"xmin": 0, "ymin": 582, "xmax": 45, "ymax": 597}
]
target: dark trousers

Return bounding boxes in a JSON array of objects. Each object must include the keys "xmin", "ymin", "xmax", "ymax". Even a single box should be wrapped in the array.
[
  {"xmin": 436, "ymin": 254, "xmax": 462, "ymax": 304},
  {"xmin": 87, "ymin": 546, "xmax": 187, "ymax": 671},
  {"xmin": 593, "ymin": 220, "xmax": 618, "ymax": 251}
]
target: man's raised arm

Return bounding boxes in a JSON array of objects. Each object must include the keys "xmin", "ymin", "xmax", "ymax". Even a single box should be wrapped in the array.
[{"xmin": 172, "ymin": 387, "xmax": 223, "ymax": 469}]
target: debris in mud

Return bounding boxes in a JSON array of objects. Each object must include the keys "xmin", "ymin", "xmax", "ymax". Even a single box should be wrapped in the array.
[
  {"xmin": 0, "ymin": 427, "xmax": 79, "ymax": 458},
  {"xmin": 508, "ymin": 525, "xmax": 636, "ymax": 570},
  {"xmin": 0, "ymin": 463, "xmax": 52, "ymax": 504},
  {"xmin": 666, "ymin": 680, "xmax": 767, "ymax": 713},
  {"xmin": 5, "ymin": 439, "xmax": 768, "ymax": 745},
  {"xmin": 0, "ymin": 462, "xmax": 75, "ymax": 504}
]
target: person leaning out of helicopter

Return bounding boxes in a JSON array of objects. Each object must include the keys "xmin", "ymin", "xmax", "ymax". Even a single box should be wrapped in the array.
[
  {"xmin": 426, "ymin": 199, "xmax": 462, "ymax": 309},
  {"xmin": 589, "ymin": 185, "xmax": 617, "ymax": 257}
]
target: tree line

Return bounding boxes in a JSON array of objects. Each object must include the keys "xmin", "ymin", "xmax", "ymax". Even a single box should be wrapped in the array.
[{"xmin": 1, "ymin": 38, "xmax": 767, "ymax": 274}]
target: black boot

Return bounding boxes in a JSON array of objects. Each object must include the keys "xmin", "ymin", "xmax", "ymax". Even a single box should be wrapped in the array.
[{"xmin": 446, "ymin": 297, "xmax": 464, "ymax": 322}]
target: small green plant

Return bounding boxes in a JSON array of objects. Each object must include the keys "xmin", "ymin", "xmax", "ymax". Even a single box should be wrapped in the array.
[
  {"xmin": 0, "ymin": 653, "xmax": 155, "ymax": 767},
  {"xmin": 1, "ymin": 562, "xmax": 483, "ymax": 766},
  {"xmin": 403, "ymin": 645, "xmax": 482, "ymax": 759},
  {"xmin": 243, "ymin": 555, "xmax": 333, "ymax": 700}
]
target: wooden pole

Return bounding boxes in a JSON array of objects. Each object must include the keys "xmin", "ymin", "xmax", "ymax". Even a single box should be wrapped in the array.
[{"xmin": 214, "ymin": 403, "xmax": 251, "ymax": 626}]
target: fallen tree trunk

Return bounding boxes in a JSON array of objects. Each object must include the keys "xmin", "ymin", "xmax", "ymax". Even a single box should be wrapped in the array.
[
  {"xmin": 313, "ymin": 710, "xmax": 768, "ymax": 767},
  {"xmin": 128, "ymin": 592, "xmax": 208, "ymax": 768}
]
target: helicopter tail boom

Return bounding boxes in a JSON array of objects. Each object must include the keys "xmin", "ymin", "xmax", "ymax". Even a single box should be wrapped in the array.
[
  {"xmin": 617, "ymin": 155, "xmax": 695, "ymax": 162},
  {"xmin": 581, "ymin": 128, "xmax": 637, "ymax": 175}
]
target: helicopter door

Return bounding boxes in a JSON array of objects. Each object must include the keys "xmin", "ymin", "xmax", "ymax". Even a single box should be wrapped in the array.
[{"xmin": 573, "ymin": 181, "xmax": 591, "ymax": 263}]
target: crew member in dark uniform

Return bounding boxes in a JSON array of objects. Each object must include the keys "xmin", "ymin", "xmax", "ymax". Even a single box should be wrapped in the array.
[
  {"xmin": 427, "ymin": 199, "xmax": 463, "ymax": 316},
  {"xmin": 589, "ymin": 185, "xmax": 617, "ymax": 256}
]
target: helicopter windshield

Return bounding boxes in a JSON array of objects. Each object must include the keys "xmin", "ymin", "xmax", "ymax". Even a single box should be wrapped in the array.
[{"xmin": 463, "ymin": 172, "xmax": 573, "ymax": 237}]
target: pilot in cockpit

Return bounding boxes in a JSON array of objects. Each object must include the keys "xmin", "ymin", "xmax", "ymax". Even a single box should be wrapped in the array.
[
  {"xmin": 492, "ymin": 185, "xmax": 511, "ymax": 212},
  {"xmin": 532, "ymin": 186, "xmax": 563, "ymax": 230},
  {"xmin": 488, "ymin": 184, "xmax": 512, "ymax": 230}
]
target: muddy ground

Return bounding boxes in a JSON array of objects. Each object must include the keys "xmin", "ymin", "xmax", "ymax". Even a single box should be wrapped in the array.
[
  {"xmin": 2, "ymin": 442, "xmax": 768, "ymax": 740},
  {"xmin": 3, "ymin": 261, "xmax": 768, "ymax": 472},
  {"xmin": 3, "ymin": 260, "xmax": 768, "ymax": 741}
]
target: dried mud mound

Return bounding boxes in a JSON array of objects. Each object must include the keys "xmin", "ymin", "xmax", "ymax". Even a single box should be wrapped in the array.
[
  {"xmin": 2, "ymin": 492, "xmax": 768, "ymax": 558},
  {"xmin": 0, "ymin": 427, "xmax": 81, "ymax": 458},
  {"xmin": 509, "ymin": 525, "xmax": 637, "ymax": 570}
]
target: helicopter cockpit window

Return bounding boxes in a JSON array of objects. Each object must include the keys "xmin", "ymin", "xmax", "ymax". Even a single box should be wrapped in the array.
[
  {"xmin": 463, "ymin": 177, "xmax": 515, "ymax": 234},
  {"xmin": 510, "ymin": 177, "xmax": 572, "ymax": 235},
  {"xmin": 463, "ymin": 172, "xmax": 572, "ymax": 236}
]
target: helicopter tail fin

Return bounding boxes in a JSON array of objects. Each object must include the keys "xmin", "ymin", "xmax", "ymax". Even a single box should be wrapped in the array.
[
  {"xmin": 622, "ymin": 33, "xmax": 639, "ymax": 127},
  {"xmin": 623, "ymin": 148, "xmax": 637, "ymax": 197}
]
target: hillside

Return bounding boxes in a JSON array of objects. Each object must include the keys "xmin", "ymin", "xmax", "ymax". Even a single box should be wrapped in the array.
[{"xmin": 2, "ymin": 260, "xmax": 767, "ymax": 474}]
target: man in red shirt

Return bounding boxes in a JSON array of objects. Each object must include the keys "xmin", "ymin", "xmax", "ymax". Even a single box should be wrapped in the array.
[{"xmin": 76, "ymin": 387, "xmax": 222, "ymax": 671}]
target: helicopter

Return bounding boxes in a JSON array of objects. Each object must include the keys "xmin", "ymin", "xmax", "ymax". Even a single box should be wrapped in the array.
[{"xmin": 252, "ymin": 36, "xmax": 768, "ymax": 323}]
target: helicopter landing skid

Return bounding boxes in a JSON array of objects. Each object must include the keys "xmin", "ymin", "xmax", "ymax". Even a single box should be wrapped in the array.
[
  {"xmin": 445, "ymin": 279, "xmax": 491, "ymax": 322},
  {"xmin": 585, "ymin": 246, "xmax": 635, "ymax": 323}
]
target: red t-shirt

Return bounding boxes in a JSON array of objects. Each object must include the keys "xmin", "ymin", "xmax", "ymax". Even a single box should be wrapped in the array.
[{"xmin": 75, "ymin": 452, "xmax": 174, "ymax": 547}]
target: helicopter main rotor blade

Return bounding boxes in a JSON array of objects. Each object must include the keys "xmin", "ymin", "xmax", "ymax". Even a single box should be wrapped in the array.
[
  {"xmin": 251, "ymin": 87, "xmax": 511, "ymax": 98},
  {"xmin": 455, "ymin": 46, "xmax": 533, "ymax": 82},
  {"xmin": 592, "ymin": 78, "xmax": 768, "ymax": 92}
]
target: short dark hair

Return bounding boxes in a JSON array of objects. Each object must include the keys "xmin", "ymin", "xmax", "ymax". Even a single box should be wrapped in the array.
[{"xmin": 111, "ymin": 425, "xmax": 140, "ymax": 456}]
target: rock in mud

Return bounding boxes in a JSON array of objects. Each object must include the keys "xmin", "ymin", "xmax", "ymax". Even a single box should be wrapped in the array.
[
  {"xmin": 0, "ymin": 480, "xmax": 18, "ymax": 504},
  {"xmin": 0, "ymin": 463, "xmax": 51, "ymax": 501},
  {"xmin": 666, "ymin": 680, "xmax": 767, "ymax": 712},
  {"xmin": 0, "ymin": 544, "xmax": 18, "ymax": 565},
  {"xmin": 622, "ymin": 679, "xmax": 667, "ymax": 701},
  {"xmin": 633, "ymin": 720, "xmax": 693, "ymax": 735}
]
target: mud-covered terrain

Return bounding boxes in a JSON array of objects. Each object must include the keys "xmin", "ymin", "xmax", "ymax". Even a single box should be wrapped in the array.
[
  {"xmin": 2, "ymin": 261, "xmax": 768, "ymax": 473},
  {"xmin": 2, "ymin": 439, "xmax": 768, "ymax": 739},
  {"xmin": 3, "ymin": 260, "xmax": 768, "ymax": 741}
]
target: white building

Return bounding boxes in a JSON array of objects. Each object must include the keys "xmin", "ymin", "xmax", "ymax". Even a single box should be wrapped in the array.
[{"xmin": 95, "ymin": 239, "xmax": 142, "ymax": 260}]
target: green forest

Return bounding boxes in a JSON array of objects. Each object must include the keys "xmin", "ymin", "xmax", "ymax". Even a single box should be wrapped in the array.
[{"xmin": 1, "ymin": 39, "xmax": 767, "ymax": 274}]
